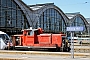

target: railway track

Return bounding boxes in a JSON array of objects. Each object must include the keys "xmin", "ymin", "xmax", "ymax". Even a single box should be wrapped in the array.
[
  {"xmin": 74, "ymin": 45, "xmax": 90, "ymax": 53},
  {"xmin": 2, "ymin": 45, "xmax": 90, "ymax": 53},
  {"xmin": 69, "ymin": 43, "xmax": 90, "ymax": 53},
  {"xmin": 74, "ymin": 48, "xmax": 90, "ymax": 53}
]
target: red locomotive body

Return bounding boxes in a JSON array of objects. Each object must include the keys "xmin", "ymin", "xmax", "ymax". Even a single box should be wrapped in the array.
[{"xmin": 12, "ymin": 28, "xmax": 70, "ymax": 51}]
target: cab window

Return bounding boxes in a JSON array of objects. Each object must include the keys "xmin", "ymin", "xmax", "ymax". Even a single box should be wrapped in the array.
[{"xmin": 0, "ymin": 34, "xmax": 9, "ymax": 40}]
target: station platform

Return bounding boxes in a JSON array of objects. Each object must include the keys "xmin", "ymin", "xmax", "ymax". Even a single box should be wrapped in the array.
[{"xmin": 0, "ymin": 50, "xmax": 90, "ymax": 57}]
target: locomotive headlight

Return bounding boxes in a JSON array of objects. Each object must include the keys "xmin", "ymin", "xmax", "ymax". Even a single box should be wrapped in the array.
[{"xmin": 7, "ymin": 42, "xmax": 13, "ymax": 46}]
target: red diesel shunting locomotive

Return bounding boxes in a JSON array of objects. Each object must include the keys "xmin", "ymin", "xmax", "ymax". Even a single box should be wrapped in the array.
[{"xmin": 11, "ymin": 27, "xmax": 70, "ymax": 52}]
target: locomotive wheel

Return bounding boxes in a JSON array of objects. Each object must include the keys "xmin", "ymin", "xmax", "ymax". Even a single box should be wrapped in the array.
[
  {"xmin": 55, "ymin": 47, "xmax": 60, "ymax": 52},
  {"xmin": 4, "ymin": 47, "xmax": 8, "ymax": 50},
  {"xmin": 63, "ymin": 47, "xmax": 70, "ymax": 52},
  {"xmin": 60, "ymin": 47, "xmax": 64, "ymax": 52},
  {"xmin": 67, "ymin": 47, "xmax": 71, "ymax": 52}
]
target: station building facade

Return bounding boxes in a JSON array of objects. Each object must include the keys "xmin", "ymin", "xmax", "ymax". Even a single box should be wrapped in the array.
[
  {"xmin": 66, "ymin": 13, "xmax": 89, "ymax": 36},
  {"xmin": 0, "ymin": 0, "xmax": 89, "ymax": 36},
  {"xmin": 0, "ymin": 0, "xmax": 30, "ymax": 35}
]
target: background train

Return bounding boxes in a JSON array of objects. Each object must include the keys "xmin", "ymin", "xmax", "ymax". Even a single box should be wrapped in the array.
[{"xmin": 0, "ymin": 31, "xmax": 12, "ymax": 50}]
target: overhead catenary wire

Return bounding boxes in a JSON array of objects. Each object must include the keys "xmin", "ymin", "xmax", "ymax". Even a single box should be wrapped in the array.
[{"xmin": 59, "ymin": 2, "xmax": 89, "ymax": 6}]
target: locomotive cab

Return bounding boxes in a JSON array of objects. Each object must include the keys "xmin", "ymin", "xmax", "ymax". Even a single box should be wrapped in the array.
[{"xmin": 22, "ymin": 27, "xmax": 43, "ymax": 36}]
